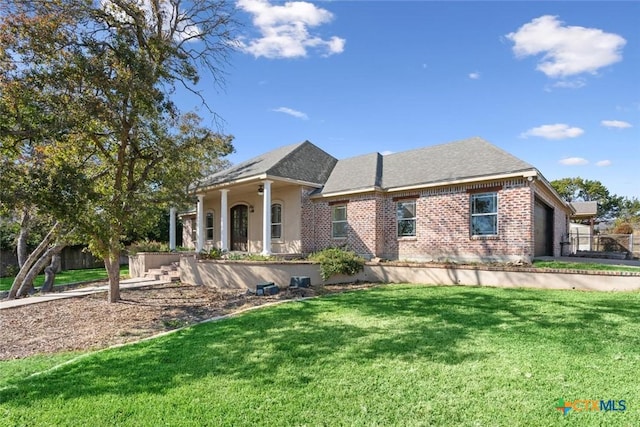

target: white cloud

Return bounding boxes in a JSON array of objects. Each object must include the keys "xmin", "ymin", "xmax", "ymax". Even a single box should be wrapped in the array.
[
  {"xmin": 468, "ymin": 72, "xmax": 480, "ymax": 80},
  {"xmin": 559, "ymin": 157, "xmax": 589, "ymax": 166},
  {"xmin": 551, "ymin": 79, "xmax": 586, "ymax": 90},
  {"xmin": 380, "ymin": 150, "xmax": 394, "ymax": 156},
  {"xmin": 506, "ymin": 15, "xmax": 626, "ymax": 78},
  {"xmin": 272, "ymin": 107, "xmax": 308, "ymax": 120},
  {"xmin": 237, "ymin": 0, "xmax": 345, "ymax": 59},
  {"xmin": 520, "ymin": 124, "xmax": 584, "ymax": 140},
  {"xmin": 601, "ymin": 120, "xmax": 632, "ymax": 129},
  {"xmin": 596, "ymin": 160, "xmax": 612, "ymax": 167}
]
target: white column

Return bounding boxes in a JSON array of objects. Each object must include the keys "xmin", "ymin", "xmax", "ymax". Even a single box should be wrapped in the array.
[
  {"xmin": 261, "ymin": 180, "xmax": 272, "ymax": 255},
  {"xmin": 169, "ymin": 207, "xmax": 177, "ymax": 251},
  {"xmin": 196, "ymin": 194, "xmax": 204, "ymax": 252},
  {"xmin": 220, "ymin": 189, "xmax": 229, "ymax": 251}
]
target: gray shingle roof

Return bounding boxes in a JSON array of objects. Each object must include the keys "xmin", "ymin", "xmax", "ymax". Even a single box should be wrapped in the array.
[
  {"xmin": 199, "ymin": 140, "xmax": 337, "ymax": 188},
  {"xmin": 322, "ymin": 152, "xmax": 383, "ymax": 194},
  {"xmin": 570, "ymin": 201, "xmax": 598, "ymax": 216},
  {"xmin": 320, "ymin": 137, "xmax": 536, "ymax": 195}
]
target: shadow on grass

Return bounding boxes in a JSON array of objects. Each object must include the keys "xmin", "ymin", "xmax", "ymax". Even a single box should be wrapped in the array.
[{"xmin": 1, "ymin": 285, "xmax": 639, "ymax": 405}]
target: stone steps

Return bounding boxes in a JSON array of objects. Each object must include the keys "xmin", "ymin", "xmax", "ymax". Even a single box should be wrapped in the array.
[{"xmin": 143, "ymin": 262, "xmax": 180, "ymax": 281}]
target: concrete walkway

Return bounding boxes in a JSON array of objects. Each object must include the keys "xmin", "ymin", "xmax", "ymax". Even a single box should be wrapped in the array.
[{"xmin": 0, "ymin": 277, "xmax": 170, "ymax": 310}]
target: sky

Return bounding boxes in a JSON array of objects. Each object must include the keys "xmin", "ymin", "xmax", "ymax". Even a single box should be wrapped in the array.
[{"xmin": 178, "ymin": 1, "xmax": 639, "ymax": 199}]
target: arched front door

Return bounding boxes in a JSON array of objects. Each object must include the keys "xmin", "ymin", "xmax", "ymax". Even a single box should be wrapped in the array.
[{"xmin": 230, "ymin": 205, "xmax": 248, "ymax": 251}]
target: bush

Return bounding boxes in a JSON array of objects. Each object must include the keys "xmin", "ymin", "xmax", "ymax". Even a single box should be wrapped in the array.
[
  {"xmin": 128, "ymin": 240, "xmax": 168, "ymax": 255},
  {"xmin": 227, "ymin": 253, "xmax": 273, "ymax": 261},
  {"xmin": 613, "ymin": 222, "xmax": 634, "ymax": 235},
  {"xmin": 309, "ymin": 247, "xmax": 365, "ymax": 281},
  {"xmin": 200, "ymin": 247, "xmax": 226, "ymax": 260}
]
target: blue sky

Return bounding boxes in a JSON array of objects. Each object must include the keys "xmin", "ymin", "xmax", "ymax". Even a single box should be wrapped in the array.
[{"xmin": 180, "ymin": 1, "xmax": 639, "ymax": 199}]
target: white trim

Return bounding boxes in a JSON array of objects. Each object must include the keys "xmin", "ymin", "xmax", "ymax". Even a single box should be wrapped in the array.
[
  {"xmin": 220, "ymin": 189, "xmax": 229, "ymax": 251},
  {"xmin": 196, "ymin": 195, "xmax": 204, "ymax": 252},
  {"xmin": 169, "ymin": 207, "xmax": 176, "ymax": 251},
  {"xmin": 196, "ymin": 174, "xmax": 323, "ymax": 193},
  {"xmin": 261, "ymin": 180, "xmax": 272, "ymax": 255}
]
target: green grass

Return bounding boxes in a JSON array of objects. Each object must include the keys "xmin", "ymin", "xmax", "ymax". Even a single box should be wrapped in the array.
[
  {"xmin": 0, "ymin": 266, "xmax": 130, "ymax": 291},
  {"xmin": 1, "ymin": 285, "xmax": 639, "ymax": 426},
  {"xmin": 533, "ymin": 259, "xmax": 640, "ymax": 272}
]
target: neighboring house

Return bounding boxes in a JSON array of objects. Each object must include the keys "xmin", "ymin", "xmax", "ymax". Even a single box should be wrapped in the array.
[
  {"xmin": 178, "ymin": 137, "xmax": 573, "ymax": 263},
  {"xmin": 569, "ymin": 201, "xmax": 598, "ymax": 252}
]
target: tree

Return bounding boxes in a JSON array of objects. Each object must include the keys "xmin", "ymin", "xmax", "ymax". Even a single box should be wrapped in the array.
[
  {"xmin": 550, "ymin": 177, "xmax": 623, "ymax": 220},
  {"xmin": 1, "ymin": 0, "xmax": 236, "ymax": 302}
]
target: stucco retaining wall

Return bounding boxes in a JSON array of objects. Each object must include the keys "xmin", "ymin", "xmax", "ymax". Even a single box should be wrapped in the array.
[
  {"xmin": 179, "ymin": 255, "xmax": 640, "ymax": 292},
  {"xmin": 364, "ymin": 265, "xmax": 640, "ymax": 292}
]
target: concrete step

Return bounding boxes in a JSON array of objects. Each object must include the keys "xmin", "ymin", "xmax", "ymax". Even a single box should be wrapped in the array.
[{"xmin": 144, "ymin": 264, "xmax": 181, "ymax": 281}]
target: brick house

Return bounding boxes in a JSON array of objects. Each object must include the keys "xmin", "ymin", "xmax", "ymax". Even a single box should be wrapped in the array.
[{"xmin": 179, "ymin": 137, "xmax": 573, "ymax": 263}]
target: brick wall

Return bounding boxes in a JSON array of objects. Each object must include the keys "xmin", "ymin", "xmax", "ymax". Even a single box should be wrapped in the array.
[{"xmin": 305, "ymin": 179, "xmax": 538, "ymax": 263}]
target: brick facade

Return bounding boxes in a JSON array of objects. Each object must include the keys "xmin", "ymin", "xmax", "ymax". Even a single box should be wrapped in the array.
[{"xmin": 302, "ymin": 178, "xmax": 563, "ymax": 263}]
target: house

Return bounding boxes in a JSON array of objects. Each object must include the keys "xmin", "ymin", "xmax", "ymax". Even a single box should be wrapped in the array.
[
  {"xmin": 178, "ymin": 137, "xmax": 573, "ymax": 263},
  {"xmin": 569, "ymin": 201, "xmax": 598, "ymax": 252}
]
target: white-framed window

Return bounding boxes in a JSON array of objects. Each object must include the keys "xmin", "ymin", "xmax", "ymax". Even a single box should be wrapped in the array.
[
  {"xmin": 206, "ymin": 211, "xmax": 214, "ymax": 241},
  {"xmin": 332, "ymin": 205, "xmax": 347, "ymax": 238},
  {"xmin": 471, "ymin": 192, "xmax": 498, "ymax": 236},
  {"xmin": 397, "ymin": 200, "xmax": 416, "ymax": 237},
  {"xmin": 271, "ymin": 203, "xmax": 282, "ymax": 240}
]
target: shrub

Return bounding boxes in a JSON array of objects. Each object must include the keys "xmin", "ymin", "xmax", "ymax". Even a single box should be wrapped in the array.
[
  {"xmin": 128, "ymin": 240, "xmax": 168, "ymax": 255},
  {"xmin": 309, "ymin": 247, "xmax": 365, "ymax": 281},
  {"xmin": 200, "ymin": 247, "xmax": 226, "ymax": 260},
  {"xmin": 613, "ymin": 222, "xmax": 634, "ymax": 235}
]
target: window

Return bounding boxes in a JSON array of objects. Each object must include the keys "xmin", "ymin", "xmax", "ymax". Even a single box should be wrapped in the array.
[
  {"xmin": 271, "ymin": 203, "xmax": 282, "ymax": 240},
  {"xmin": 397, "ymin": 200, "xmax": 416, "ymax": 237},
  {"xmin": 471, "ymin": 192, "xmax": 498, "ymax": 236},
  {"xmin": 332, "ymin": 205, "xmax": 347, "ymax": 238},
  {"xmin": 206, "ymin": 212, "xmax": 214, "ymax": 241}
]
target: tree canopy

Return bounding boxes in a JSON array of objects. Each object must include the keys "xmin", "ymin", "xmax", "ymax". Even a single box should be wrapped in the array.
[
  {"xmin": 1, "ymin": 0, "xmax": 237, "ymax": 301},
  {"xmin": 550, "ymin": 177, "xmax": 627, "ymax": 221}
]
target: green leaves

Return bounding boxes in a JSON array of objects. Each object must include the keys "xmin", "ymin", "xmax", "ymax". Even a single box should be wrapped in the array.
[{"xmin": 1, "ymin": 0, "xmax": 237, "ymax": 298}]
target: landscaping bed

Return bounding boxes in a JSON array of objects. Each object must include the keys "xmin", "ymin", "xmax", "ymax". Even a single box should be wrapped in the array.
[{"xmin": 0, "ymin": 281, "xmax": 372, "ymax": 360}]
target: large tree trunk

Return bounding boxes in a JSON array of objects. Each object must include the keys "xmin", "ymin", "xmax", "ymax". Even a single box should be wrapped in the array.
[
  {"xmin": 105, "ymin": 251, "xmax": 121, "ymax": 303},
  {"xmin": 8, "ymin": 222, "xmax": 59, "ymax": 299},
  {"xmin": 16, "ymin": 207, "xmax": 31, "ymax": 268},
  {"xmin": 17, "ymin": 243, "xmax": 65, "ymax": 297},
  {"xmin": 41, "ymin": 253, "xmax": 62, "ymax": 293}
]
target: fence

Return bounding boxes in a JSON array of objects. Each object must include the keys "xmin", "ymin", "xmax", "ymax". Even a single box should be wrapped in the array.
[
  {"xmin": 569, "ymin": 232, "xmax": 637, "ymax": 258},
  {"xmin": 0, "ymin": 245, "xmax": 128, "ymax": 277}
]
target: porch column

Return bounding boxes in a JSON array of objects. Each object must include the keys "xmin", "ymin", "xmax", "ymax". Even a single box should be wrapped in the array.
[
  {"xmin": 261, "ymin": 180, "xmax": 272, "ymax": 255},
  {"xmin": 220, "ymin": 189, "xmax": 229, "ymax": 251},
  {"xmin": 196, "ymin": 194, "xmax": 204, "ymax": 252},
  {"xmin": 169, "ymin": 207, "xmax": 177, "ymax": 251}
]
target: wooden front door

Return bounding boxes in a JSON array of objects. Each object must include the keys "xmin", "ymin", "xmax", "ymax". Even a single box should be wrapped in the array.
[{"xmin": 230, "ymin": 205, "xmax": 248, "ymax": 251}]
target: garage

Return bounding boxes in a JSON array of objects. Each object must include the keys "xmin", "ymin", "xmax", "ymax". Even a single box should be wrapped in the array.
[{"xmin": 534, "ymin": 198, "xmax": 554, "ymax": 256}]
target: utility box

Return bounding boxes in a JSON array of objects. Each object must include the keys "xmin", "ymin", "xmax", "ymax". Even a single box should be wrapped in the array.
[
  {"xmin": 290, "ymin": 276, "xmax": 311, "ymax": 288},
  {"xmin": 263, "ymin": 285, "xmax": 280, "ymax": 295},
  {"xmin": 256, "ymin": 282, "xmax": 274, "ymax": 296}
]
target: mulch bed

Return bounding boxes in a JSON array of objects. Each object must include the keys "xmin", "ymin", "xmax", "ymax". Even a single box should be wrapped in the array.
[{"xmin": 0, "ymin": 282, "xmax": 373, "ymax": 360}]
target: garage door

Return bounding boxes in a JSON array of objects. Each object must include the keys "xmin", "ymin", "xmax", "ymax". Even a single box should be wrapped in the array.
[{"xmin": 534, "ymin": 198, "xmax": 554, "ymax": 257}]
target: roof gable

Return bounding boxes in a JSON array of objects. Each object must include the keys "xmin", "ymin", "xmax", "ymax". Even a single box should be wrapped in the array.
[{"xmin": 200, "ymin": 141, "xmax": 337, "ymax": 188}]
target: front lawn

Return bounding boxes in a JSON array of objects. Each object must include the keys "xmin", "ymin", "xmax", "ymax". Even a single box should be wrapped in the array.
[
  {"xmin": 1, "ymin": 285, "xmax": 638, "ymax": 425},
  {"xmin": 532, "ymin": 259, "xmax": 640, "ymax": 272},
  {"xmin": 0, "ymin": 266, "xmax": 129, "ymax": 291}
]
